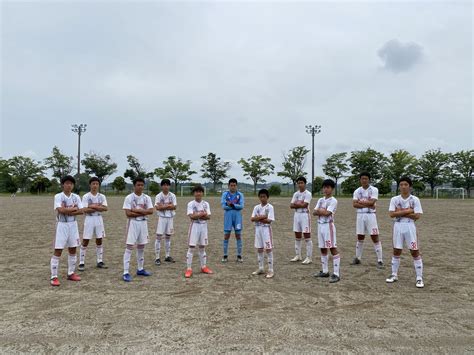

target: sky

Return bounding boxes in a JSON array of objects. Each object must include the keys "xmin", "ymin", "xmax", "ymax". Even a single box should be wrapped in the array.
[{"xmin": 1, "ymin": 0, "xmax": 472, "ymax": 184}]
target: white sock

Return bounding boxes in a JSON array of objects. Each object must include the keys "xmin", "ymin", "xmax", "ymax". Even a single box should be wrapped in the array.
[
  {"xmin": 137, "ymin": 248, "xmax": 145, "ymax": 271},
  {"xmin": 155, "ymin": 236, "xmax": 161, "ymax": 259},
  {"xmin": 413, "ymin": 256, "xmax": 423, "ymax": 280},
  {"xmin": 79, "ymin": 246, "xmax": 87, "ymax": 264},
  {"xmin": 165, "ymin": 238, "xmax": 171, "ymax": 258},
  {"xmin": 123, "ymin": 248, "xmax": 132, "ymax": 275},
  {"xmin": 321, "ymin": 255, "xmax": 329, "ymax": 273},
  {"xmin": 67, "ymin": 254, "xmax": 77, "ymax": 275},
  {"xmin": 374, "ymin": 241, "xmax": 383, "ymax": 262},
  {"xmin": 96, "ymin": 245, "xmax": 103, "ymax": 263},
  {"xmin": 50, "ymin": 255, "xmax": 60, "ymax": 278},
  {"xmin": 267, "ymin": 251, "xmax": 274, "ymax": 272},
  {"xmin": 391, "ymin": 256, "xmax": 400, "ymax": 276},
  {"xmin": 258, "ymin": 252, "xmax": 264, "ymax": 270},
  {"xmin": 356, "ymin": 240, "xmax": 364, "ymax": 259},
  {"xmin": 305, "ymin": 239, "xmax": 313, "ymax": 258},
  {"xmin": 333, "ymin": 254, "xmax": 340, "ymax": 277},
  {"xmin": 186, "ymin": 248, "xmax": 194, "ymax": 268},
  {"xmin": 199, "ymin": 248, "xmax": 207, "ymax": 268},
  {"xmin": 295, "ymin": 239, "xmax": 302, "ymax": 257}
]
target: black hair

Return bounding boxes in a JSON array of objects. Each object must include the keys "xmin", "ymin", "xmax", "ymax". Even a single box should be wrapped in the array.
[
  {"xmin": 133, "ymin": 177, "xmax": 145, "ymax": 186},
  {"xmin": 161, "ymin": 179, "xmax": 171, "ymax": 186},
  {"xmin": 258, "ymin": 188, "xmax": 269, "ymax": 197},
  {"xmin": 296, "ymin": 176, "xmax": 307, "ymax": 184},
  {"xmin": 399, "ymin": 176, "xmax": 413, "ymax": 187},
  {"xmin": 192, "ymin": 185, "xmax": 204, "ymax": 193},
  {"xmin": 89, "ymin": 176, "xmax": 100, "ymax": 185},
  {"xmin": 322, "ymin": 179, "xmax": 336, "ymax": 189},
  {"xmin": 61, "ymin": 175, "xmax": 76, "ymax": 185},
  {"xmin": 359, "ymin": 172, "xmax": 371, "ymax": 180},
  {"xmin": 228, "ymin": 178, "xmax": 238, "ymax": 185}
]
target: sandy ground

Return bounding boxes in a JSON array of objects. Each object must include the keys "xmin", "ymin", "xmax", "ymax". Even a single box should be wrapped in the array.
[{"xmin": 0, "ymin": 195, "xmax": 473, "ymax": 353}]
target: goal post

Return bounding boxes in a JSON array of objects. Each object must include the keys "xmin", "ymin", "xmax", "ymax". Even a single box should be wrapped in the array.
[
  {"xmin": 435, "ymin": 187, "xmax": 465, "ymax": 200},
  {"xmin": 180, "ymin": 185, "xmax": 207, "ymax": 197}
]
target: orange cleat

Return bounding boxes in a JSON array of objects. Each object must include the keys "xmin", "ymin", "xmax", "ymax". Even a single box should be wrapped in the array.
[
  {"xmin": 201, "ymin": 266, "xmax": 214, "ymax": 274},
  {"xmin": 67, "ymin": 273, "xmax": 81, "ymax": 281},
  {"xmin": 50, "ymin": 277, "xmax": 60, "ymax": 287},
  {"xmin": 184, "ymin": 268, "xmax": 193, "ymax": 278}
]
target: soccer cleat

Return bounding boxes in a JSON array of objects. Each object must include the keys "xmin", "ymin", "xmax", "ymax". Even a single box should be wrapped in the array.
[
  {"xmin": 301, "ymin": 257, "xmax": 312, "ymax": 265},
  {"xmin": 97, "ymin": 262, "xmax": 108, "ymax": 269},
  {"xmin": 164, "ymin": 256, "xmax": 175, "ymax": 263},
  {"xmin": 376, "ymin": 261, "xmax": 385, "ymax": 269},
  {"xmin": 236, "ymin": 255, "xmax": 243, "ymax": 263},
  {"xmin": 350, "ymin": 257, "xmax": 361, "ymax": 265},
  {"xmin": 184, "ymin": 268, "xmax": 193, "ymax": 278},
  {"xmin": 67, "ymin": 273, "xmax": 81, "ymax": 281},
  {"xmin": 329, "ymin": 274, "xmax": 340, "ymax": 283},
  {"xmin": 265, "ymin": 271, "xmax": 274, "ymax": 279},
  {"xmin": 78, "ymin": 264, "xmax": 85, "ymax": 271},
  {"xmin": 155, "ymin": 258, "xmax": 161, "ymax": 266},
  {"xmin": 136, "ymin": 269, "xmax": 152, "ymax": 276},
  {"xmin": 290, "ymin": 255, "xmax": 302, "ymax": 262},
  {"xmin": 221, "ymin": 255, "xmax": 228, "ymax": 263},
  {"xmin": 123, "ymin": 273, "xmax": 132, "ymax": 282},
  {"xmin": 50, "ymin": 277, "xmax": 60, "ymax": 286},
  {"xmin": 386, "ymin": 274, "xmax": 398, "ymax": 283},
  {"xmin": 252, "ymin": 269, "xmax": 265, "ymax": 276},
  {"xmin": 416, "ymin": 279, "xmax": 424, "ymax": 288},
  {"xmin": 313, "ymin": 271, "xmax": 330, "ymax": 278},
  {"xmin": 201, "ymin": 266, "xmax": 214, "ymax": 274}
]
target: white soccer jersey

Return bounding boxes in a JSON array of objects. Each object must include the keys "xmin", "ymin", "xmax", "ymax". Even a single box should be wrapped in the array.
[
  {"xmin": 251, "ymin": 203, "xmax": 275, "ymax": 227},
  {"xmin": 187, "ymin": 200, "xmax": 211, "ymax": 224},
  {"xmin": 353, "ymin": 186, "xmax": 378, "ymax": 213},
  {"xmin": 314, "ymin": 197, "xmax": 337, "ymax": 224},
  {"xmin": 389, "ymin": 195, "xmax": 423, "ymax": 223},
  {"xmin": 154, "ymin": 192, "xmax": 177, "ymax": 218},
  {"xmin": 82, "ymin": 192, "xmax": 108, "ymax": 216},
  {"xmin": 123, "ymin": 193, "xmax": 153, "ymax": 221},
  {"xmin": 291, "ymin": 190, "xmax": 312, "ymax": 213},
  {"xmin": 54, "ymin": 192, "xmax": 83, "ymax": 222}
]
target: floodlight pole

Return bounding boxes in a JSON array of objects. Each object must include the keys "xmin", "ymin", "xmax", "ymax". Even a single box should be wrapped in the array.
[
  {"xmin": 71, "ymin": 123, "xmax": 87, "ymax": 188},
  {"xmin": 305, "ymin": 125, "xmax": 321, "ymax": 194}
]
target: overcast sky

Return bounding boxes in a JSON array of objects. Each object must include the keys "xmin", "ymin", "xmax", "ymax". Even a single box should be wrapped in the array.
[{"xmin": 1, "ymin": 1, "xmax": 472, "ymax": 184}]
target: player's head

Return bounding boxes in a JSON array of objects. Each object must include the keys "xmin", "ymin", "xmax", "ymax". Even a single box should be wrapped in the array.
[
  {"xmin": 192, "ymin": 185, "xmax": 204, "ymax": 200},
  {"xmin": 296, "ymin": 176, "xmax": 307, "ymax": 191},
  {"xmin": 359, "ymin": 172, "xmax": 371, "ymax": 187},
  {"xmin": 89, "ymin": 176, "xmax": 100, "ymax": 192},
  {"xmin": 258, "ymin": 188, "xmax": 269, "ymax": 204},
  {"xmin": 133, "ymin": 177, "xmax": 145, "ymax": 194},
  {"xmin": 160, "ymin": 178, "xmax": 171, "ymax": 193},
  {"xmin": 399, "ymin": 176, "xmax": 413, "ymax": 194},
  {"xmin": 61, "ymin": 175, "xmax": 75, "ymax": 193},
  {"xmin": 322, "ymin": 179, "xmax": 335, "ymax": 196},
  {"xmin": 228, "ymin": 178, "xmax": 238, "ymax": 192}
]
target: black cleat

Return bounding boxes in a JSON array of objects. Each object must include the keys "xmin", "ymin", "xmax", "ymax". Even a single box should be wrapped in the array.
[
  {"xmin": 329, "ymin": 274, "xmax": 341, "ymax": 283},
  {"xmin": 155, "ymin": 258, "xmax": 161, "ymax": 266},
  {"xmin": 350, "ymin": 257, "xmax": 361, "ymax": 265},
  {"xmin": 96, "ymin": 262, "xmax": 108, "ymax": 269},
  {"xmin": 236, "ymin": 255, "xmax": 243, "ymax": 263},
  {"xmin": 164, "ymin": 256, "xmax": 175, "ymax": 263},
  {"xmin": 78, "ymin": 264, "xmax": 85, "ymax": 272},
  {"xmin": 313, "ymin": 271, "xmax": 330, "ymax": 278},
  {"xmin": 221, "ymin": 255, "xmax": 228, "ymax": 263},
  {"xmin": 377, "ymin": 261, "xmax": 385, "ymax": 269}
]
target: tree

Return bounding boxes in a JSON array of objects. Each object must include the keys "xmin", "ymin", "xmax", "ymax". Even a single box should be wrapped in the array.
[
  {"xmin": 112, "ymin": 176, "xmax": 126, "ymax": 193},
  {"xmin": 416, "ymin": 148, "xmax": 450, "ymax": 197},
  {"xmin": 376, "ymin": 177, "xmax": 392, "ymax": 196},
  {"xmin": 313, "ymin": 176, "xmax": 325, "ymax": 195},
  {"xmin": 200, "ymin": 152, "xmax": 231, "ymax": 192},
  {"xmin": 450, "ymin": 150, "xmax": 474, "ymax": 198},
  {"xmin": 124, "ymin": 155, "xmax": 148, "ymax": 182},
  {"xmin": 268, "ymin": 184, "xmax": 282, "ymax": 196},
  {"xmin": 322, "ymin": 152, "xmax": 349, "ymax": 196},
  {"xmin": 154, "ymin": 156, "xmax": 196, "ymax": 193},
  {"xmin": 0, "ymin": 159, "xmax": 18, "ymax": 194},
  {"xmin": 29, "ymin": 176, "xmax": 51, "ymax": 194},
  {"xmin": 348, "ymin": 148, "xmax": 388, "ymax": 182},
  {"xmin": 44, "ymin": 146, "xmax": 73, "ymax": 180},
  {"xmin": 82, "ymin": 152, "xmax": 118, "ymax": 183},
  {"xmin": 387, "ymin": 149, "xmax": 417, "ymax": 194},
  {"xmin": 8, "ymin": 156, "xmax": 44, "ymax": 192},
  {"xmin": 341, "ymin": 175, "xmax": 359, "ymax": 195},
  {"xmin": 277, "ymin": 146, "xmax": 310, "ymax": 192},
  {"xmin": 238, "ymin": 155, "xmax": 274, "ymax": 195}
]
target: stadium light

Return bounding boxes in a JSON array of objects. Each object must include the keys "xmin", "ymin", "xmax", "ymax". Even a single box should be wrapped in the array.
[
  {"xmin": 305, "ymin": 125, "xmax": 322, "ymax": 194},
  {"xmin": 71, "ymin": 124, "xmax": 87, "ymax": 189}
]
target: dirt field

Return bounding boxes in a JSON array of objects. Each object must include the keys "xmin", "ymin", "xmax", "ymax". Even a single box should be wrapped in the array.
[{"xmin": 0, "ymin": 195, "xmax": 473, "ymax": 353}]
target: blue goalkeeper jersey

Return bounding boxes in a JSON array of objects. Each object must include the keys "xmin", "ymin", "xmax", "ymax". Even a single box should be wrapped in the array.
[{"xmin": 221, "ymin": 191, "xmax": 245, "ymax": 232}]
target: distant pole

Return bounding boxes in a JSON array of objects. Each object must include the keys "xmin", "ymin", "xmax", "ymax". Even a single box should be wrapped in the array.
[
  {"xmin": 305, "ymin": 125, "xmax": 321, "ymax": 194},
  {"xmin": 71, "ymin": 124, "xmax": 87, "ymax": 189}
]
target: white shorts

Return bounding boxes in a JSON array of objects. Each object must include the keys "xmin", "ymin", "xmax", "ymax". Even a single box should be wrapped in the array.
[
  {"xmin": 254, "ymin": 226, "xmax": 274, "ymax": 250},
  {"xmin": 293, "ymin": 212, "xmax": 311, "ymax": 233},
  {"xmin": 125, "ymin": 219, "xmax": 149, "ymax": 245},
  {"xmin": 55, "ymin": 221, "xmax": 80, "ymax": 249},
  {"xmin": 188, "ymin": 222, "xmax": 208, "ymax": 247},
  {"xmin": 318, "ymin": 222, "xmax": 337, "ymax": 249},
  {"xmin": 393, "ymin": 222, "xmax": 419, "ymax": 250},
  {"xmin": 356, "ymin": 213, "xmax": 379, "ymax": 236},
  {"xmin": 156, "ymin": 217, "xmax": 174, "ymax": 236},
  {"xmin": 83, "ymin": 216, "xmax": 105, "ymax": 239}
]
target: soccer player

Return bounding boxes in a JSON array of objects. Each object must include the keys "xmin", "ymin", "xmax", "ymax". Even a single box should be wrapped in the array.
[
  {"xmin": 185, "ymin": 185, "xmax": 213, "ymax": 278},
  {"xmin": 351, "ymin": 172, "xmax": 384, "ymax": 269},
  {"xmin": 386, "ymin": 176, "xmax": 424, "ymax": 288},
  {"xmin": 154, "ymin": 179, "xmax": 177, "ymax": 266},
  {"xmin": 122, "ymin": 177, "xmax": 154, "ymax": 282},
  {"xmin": 289, "ymin": 176, "xmax": 313, "ymax": 264},
  {"xmin": 250, "ymin": 189, "xmax": 275, "ymax": 278},
  {"xmin": 78, "ymin": 177, "xmax": 108, "ymax": 271},
  {"xmin": 50, "ymin": 175, "xmax": 83, "ymax": 286},
  {"xmin": 313, "ymin": 179, "xmax": 341, "ymax": 283},
  {"xmin": 221, "ymin": 178, "xmax": 245, "ymax": 263}
]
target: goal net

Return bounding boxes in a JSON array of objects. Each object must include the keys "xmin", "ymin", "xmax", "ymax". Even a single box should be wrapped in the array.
[
  {"xmin": 435, "ymin": 187, "xmax": 465, "ymax": 199},
  {"xmin": 180, "ymin": 185, "xmax": 207, "ymax": 197}
]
